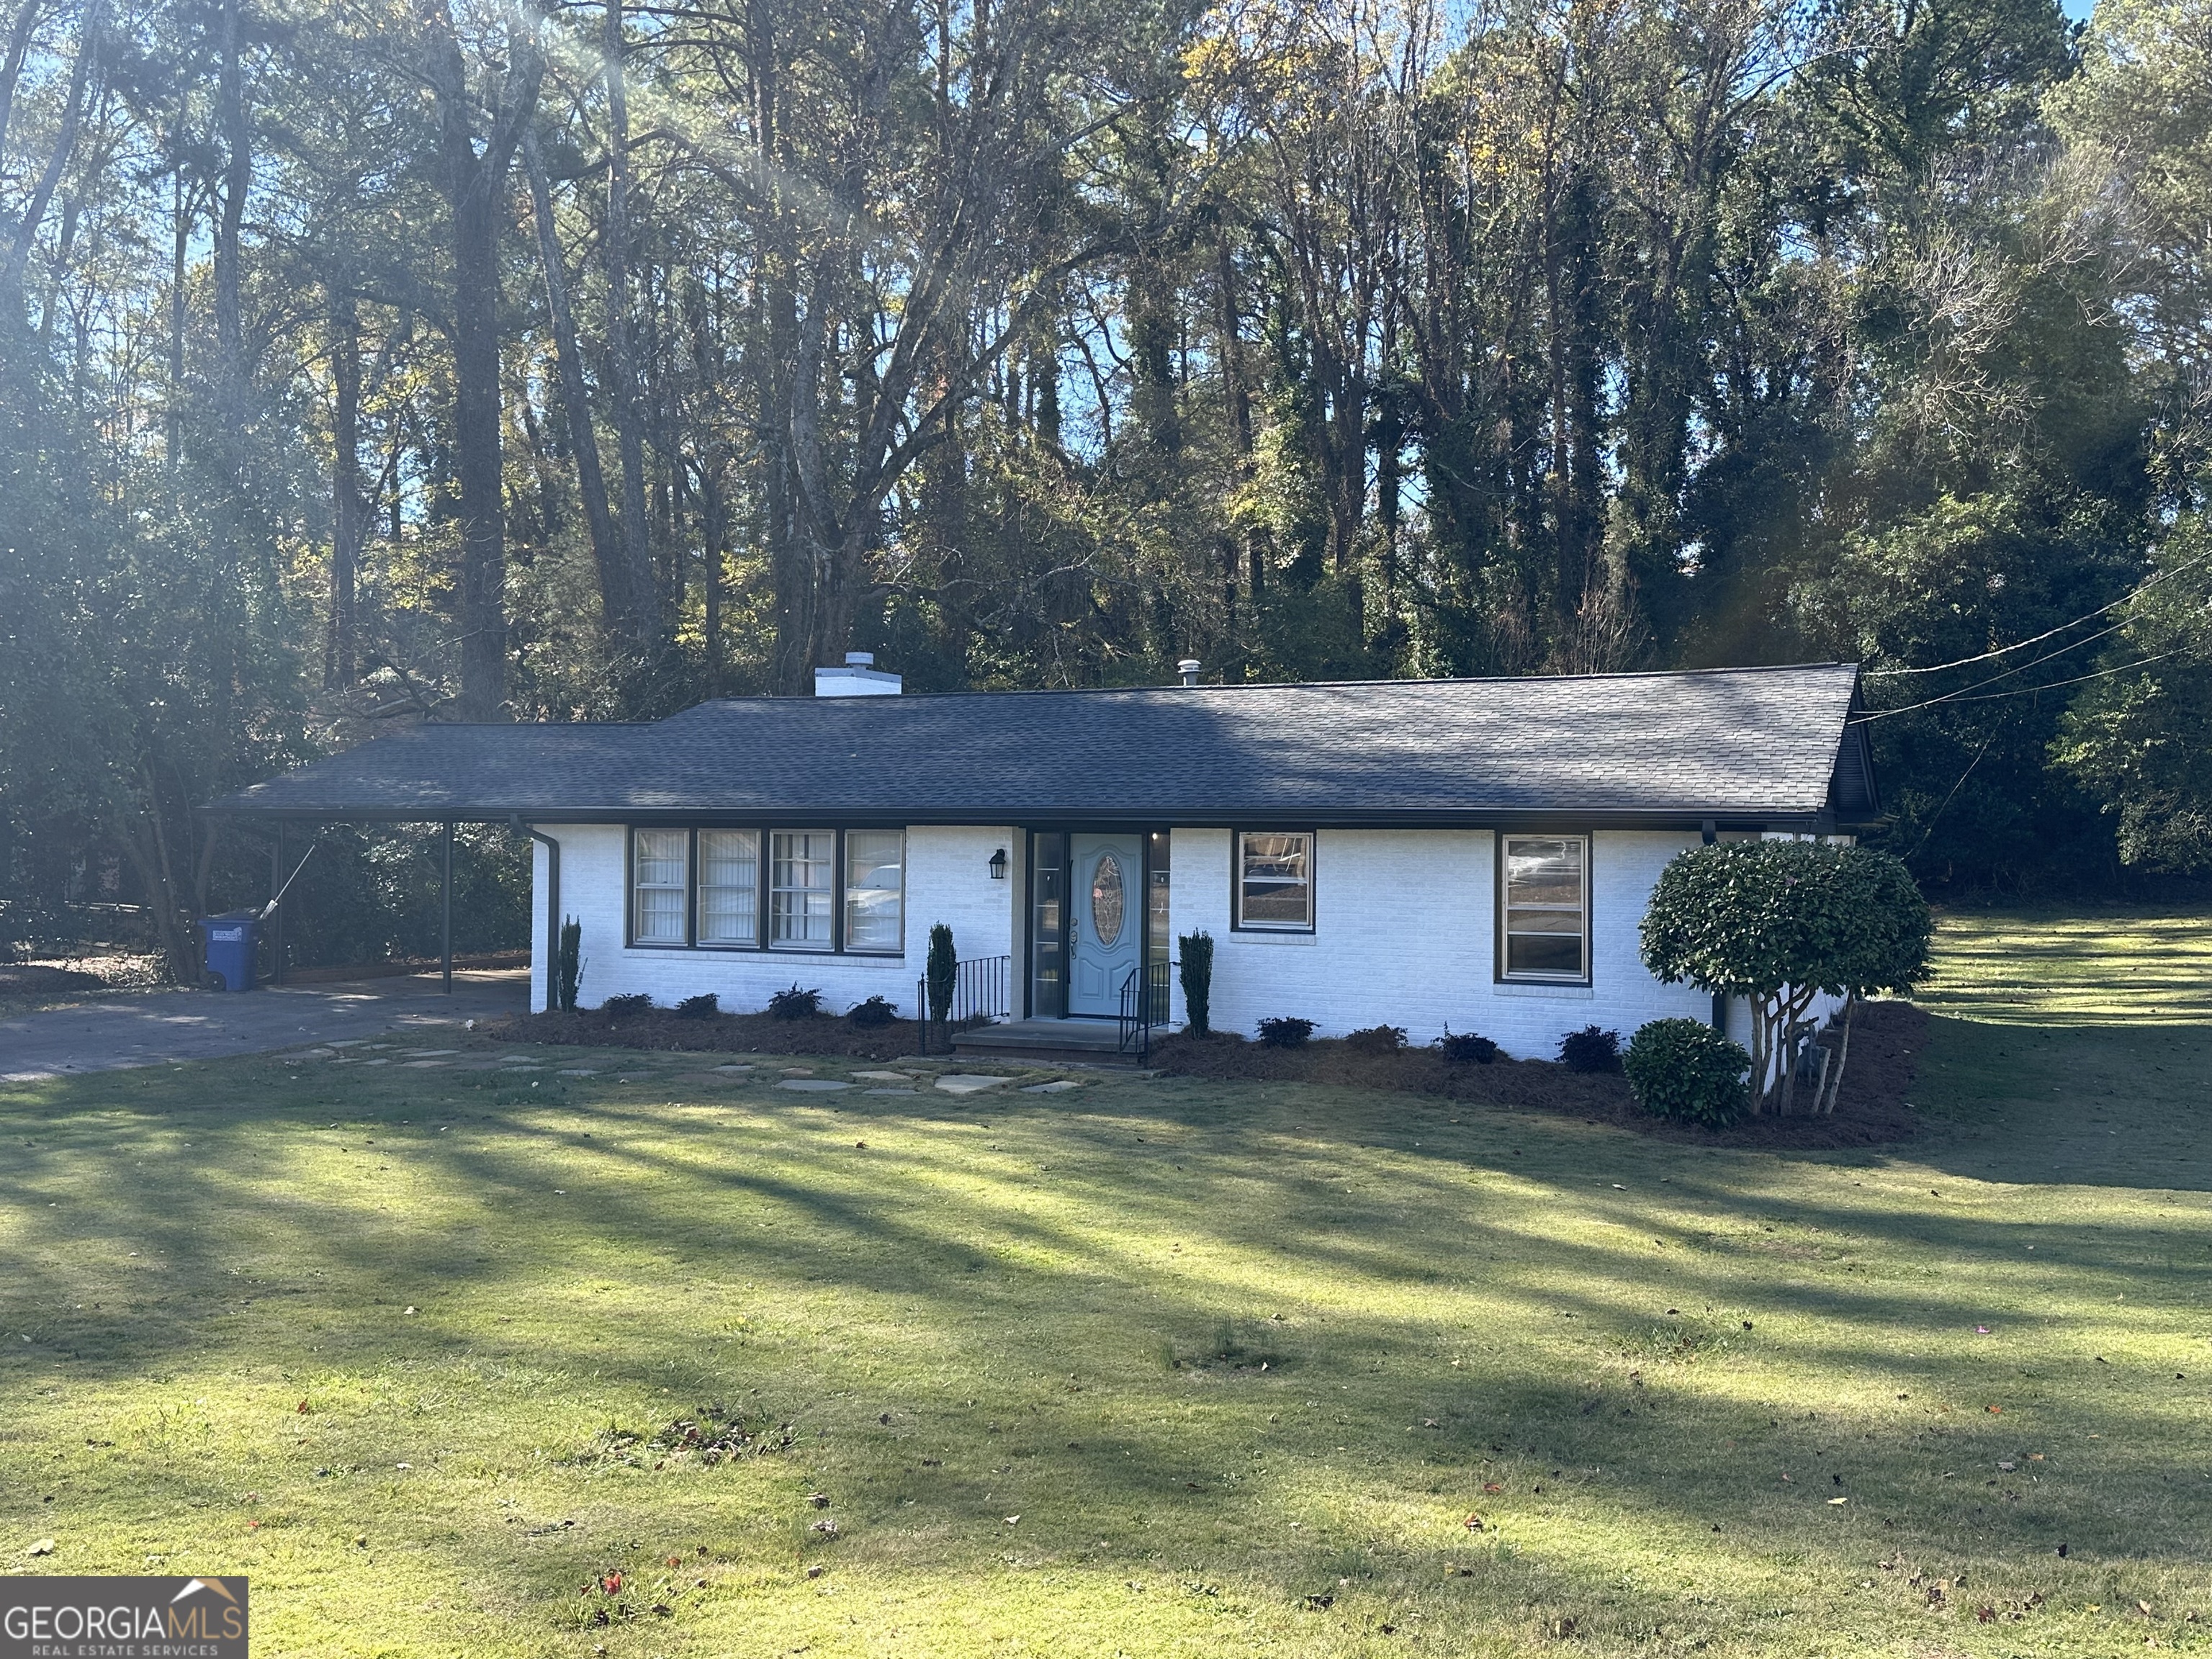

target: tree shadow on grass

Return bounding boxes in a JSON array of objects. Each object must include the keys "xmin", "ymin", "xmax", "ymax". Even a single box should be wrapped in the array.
[{"xmin": 3, "ymin": 1049, "xmax": 2211, "ymax": 1651}]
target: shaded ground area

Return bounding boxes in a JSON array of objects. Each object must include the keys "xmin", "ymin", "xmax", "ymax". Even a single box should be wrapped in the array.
[
  {"xmin": 0, "ymin": 968, "xmax": 528, "ymax": 1082},
  {"xmin": 1154, "ymin": 999, "xmax": 1925, "ymax": 1149},
  {"xmin": 1, "ymin": 914, "xmax": 2210, "ymax": 1656}
]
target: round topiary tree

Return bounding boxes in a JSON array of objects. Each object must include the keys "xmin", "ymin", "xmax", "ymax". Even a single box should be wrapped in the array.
[
  {"xmin": 1807, "ymin": 847, "xmax": 1933, "ymax": 1113},
  {"xmin": 1639, "ymin": 840, "xmax": 1930, "ymax": 1114},
  {"xmin": 1624, "ymin": 1018, "xmax": 1751, "ymax": 1128}
]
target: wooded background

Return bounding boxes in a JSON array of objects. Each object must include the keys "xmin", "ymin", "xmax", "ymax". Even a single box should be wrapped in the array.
[{"xmin": 3, "ymin": 0, "xmax": 2209, "ymax": 976}]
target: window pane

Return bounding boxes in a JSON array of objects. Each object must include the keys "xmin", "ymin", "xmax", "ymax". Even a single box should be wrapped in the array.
[
  {"xmin": 632, "ymin": 830, "xmax": 687, "ymax": 944},
  {"xmin": 1240, "ymin": 832, "xmax": 1310, "ymax": 927},
  {"xmin": 698, "ymin": 830, "xmax": 759, "ymax": 945},
  {"xmin": 1507, "ymin": 932, "xmax": 1584, "ymax": 976},
  {"xmin": 844, "ymin": 830, "xmax": 903, "ymax": 953},
  {"xmin": 1506, "ymin": 838, "xmax": 1582, "ymax": 907},
  {"xmin": 771, "ymin": 832, "xmax": 836, "ymax": 947},
  {"xmin": 1506, "ymin": 909, "xmax": 1583, "ymax": 934}
]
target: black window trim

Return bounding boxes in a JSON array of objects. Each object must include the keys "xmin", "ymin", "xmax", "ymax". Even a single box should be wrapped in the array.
[
  {"xmin": 1230, "ymin": 827, "xmax": 1318, "ymax": 934},
  {"xmin": 1493, "ymin": 829, "xmax": 1593, "ymax": 986},
  {"xmin": 624, "ymin": 824, "xmax": 906, "ymax": 957}
]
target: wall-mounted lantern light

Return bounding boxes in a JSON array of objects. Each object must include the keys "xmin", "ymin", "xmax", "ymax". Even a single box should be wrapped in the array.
[{"xmin": 989, "ymin": 848, "xmax": 1009, "ymax": 881}]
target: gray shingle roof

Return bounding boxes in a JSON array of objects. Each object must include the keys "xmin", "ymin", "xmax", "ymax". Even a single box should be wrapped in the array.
[{"xmin": 208, "ymin": 663, "xmax": 1874, "ymax": 827}]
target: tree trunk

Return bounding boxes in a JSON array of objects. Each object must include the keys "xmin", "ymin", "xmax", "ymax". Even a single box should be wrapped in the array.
[
  {"xmin": 523, "ymin": 129, "xmax": 633, "ymax": 642},
  {"xmin": 418, "ymin": 0, "xmax": 543, "ymax": 721},
  {"xmin": 0, "ymin": 0, "xmax": 98, "ymax": 320},
  {"xmin": 328, "ymin": 287, "xmax": 362, "ymax": 688},
  {"xmin": 450, "ymin": 179, "xmax": 508, "ymax": 719},
  {"xmin": 603, "ymin": 0, "xmax": 656, "ymax": 640},
  {"xmin": 213, "ymin": 0, "xmax": 249, "ymax": 445},
  {"xmin": 1820, "ymin": 994, "xmax": 1857, "ymax": 1115}
]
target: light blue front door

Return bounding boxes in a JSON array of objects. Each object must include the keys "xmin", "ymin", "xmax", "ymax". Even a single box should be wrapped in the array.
[{"xmin": 1068, "ymin": 833, "xmax": 1142, "ymax": 1016}]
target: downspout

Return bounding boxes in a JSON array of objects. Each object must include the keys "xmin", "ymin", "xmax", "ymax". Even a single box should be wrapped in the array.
[
  {"xmin": 513, "ymin": 817, "xmax": 560, "ymax": 1014},
  {"xmin": 1701, "ymin": 819, "xmax": 1725, "ymax": 1035}
]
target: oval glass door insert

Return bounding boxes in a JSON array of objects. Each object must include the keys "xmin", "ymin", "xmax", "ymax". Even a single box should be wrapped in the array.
[{"xmin": 1089, "ymin": 853, "xmax": 1125, "ymax": 946}]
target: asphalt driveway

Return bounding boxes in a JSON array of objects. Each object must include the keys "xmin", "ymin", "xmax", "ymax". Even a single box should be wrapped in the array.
[{"xmin": 0, "ymin": 969, "xmax": 531, "ymax": 1082}]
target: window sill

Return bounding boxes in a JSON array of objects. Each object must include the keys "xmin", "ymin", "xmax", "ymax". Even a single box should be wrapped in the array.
[
  {"xmin": 621, "ymin": 944, "xmax": 906, "ymax": 963},
  {"xmin": 1493, "ymin": 981, "xmax": 1594, "ymax": 999},
  {"xmin": 1227, "ymin": 929, "xmax": 1318, "ymax": 945}
]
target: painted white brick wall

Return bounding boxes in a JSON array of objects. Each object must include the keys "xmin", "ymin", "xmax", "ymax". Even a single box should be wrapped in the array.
[
  {"xmin": 1165, "ymin": 827, "xmax": 1730, "ymax": 1060},
  {"xmin": 530, "ymin": 824, "xmax": 1020, "ymax": 1019},
  {"xmin": 524, "ymin": 822, "xmax": 1834, "ymax": 1060}
]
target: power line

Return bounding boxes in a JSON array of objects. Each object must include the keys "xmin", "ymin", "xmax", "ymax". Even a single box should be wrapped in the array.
[
  {"xmin": 1851, "ymin": 645, "xmax": 2197, "ymax": 722},
  {"xmin": 1862, "ymin": 549, "xmax": 2211, "ymax": 678}
]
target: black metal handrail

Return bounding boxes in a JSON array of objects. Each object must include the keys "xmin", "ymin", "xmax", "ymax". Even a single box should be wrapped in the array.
[
  {"xmin": 1118, "ymin": 958, "xmax": 1172, "ymax": 1063},
  {"xmin": 916, "ymin": 953, "xmax": 1012, "ymax": 1053}
]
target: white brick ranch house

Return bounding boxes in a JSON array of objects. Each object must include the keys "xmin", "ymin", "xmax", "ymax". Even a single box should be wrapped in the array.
[{"xmin": 213, "ymin": 661, "xmax": 1879, "ymax": 1061}]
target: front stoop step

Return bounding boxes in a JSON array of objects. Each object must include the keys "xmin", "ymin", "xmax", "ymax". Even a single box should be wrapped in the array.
[{"xmin": 950, "ymin": 1019, "xmax": 1149, "ymax": 1066}]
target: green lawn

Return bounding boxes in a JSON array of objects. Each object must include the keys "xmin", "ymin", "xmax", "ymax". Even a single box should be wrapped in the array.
[{"xmin": 3, "ymin": 914, "xmax": 2210, "ymax": 1657}]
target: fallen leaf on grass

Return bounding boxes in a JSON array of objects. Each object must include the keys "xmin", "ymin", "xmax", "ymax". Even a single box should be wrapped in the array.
[
  {"xmin": 1483, "ymin": 1482, "xmax": 1503, "ymax": 1493},
  {"xmin": 1827, "ymin": 1497, "xmax": 1848, "ymax": 1506},
  {"xmin": 25, "ymin": 1539, "xmax": 55, "ymax": 1557}
]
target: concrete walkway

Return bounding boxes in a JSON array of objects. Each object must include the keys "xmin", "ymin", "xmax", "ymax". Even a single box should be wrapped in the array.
[{"xmin": 0, "ymin": 968, "xmax": 531, "ymax": 1083}]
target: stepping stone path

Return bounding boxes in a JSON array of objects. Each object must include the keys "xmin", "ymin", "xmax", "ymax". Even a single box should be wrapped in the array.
[
  {"xmin": 403, "ymin": 1060, "xmax": 449, "ymax": 1069},
  {"xmin": 711, "ymin": 1064, "xmax": 754, "ymax": 1074},
  {"xmin": 778, "ymin": 1079, "xmax": 853, "ymax": 1092},
  {"xmin": 864, "ymin": 1087, "xmax": 918, "ymax": 1097},
  {"xmin": 1022, "ymin": 1080, "xmax": 1082, "ymax": 1094},
  {"xmin": 933, "ymin": 1074, "xmax": 1015, "ymax": 1095},
  {"xmin": 556, "ymin": 1068, "xmax": 598, "ymax": 1076},
  {"xmin": 852, "ymin": 1071, "xmax": 912, "ymax": 1083},
  {"xmin": 402, "ymin": 1050, "xmax": 458, "ymax": 1058}
]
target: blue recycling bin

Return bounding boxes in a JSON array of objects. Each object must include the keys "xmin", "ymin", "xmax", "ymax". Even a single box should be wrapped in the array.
[{"xmin": 196, "ymin": 912, "xmax": 262, "ymax": 992}]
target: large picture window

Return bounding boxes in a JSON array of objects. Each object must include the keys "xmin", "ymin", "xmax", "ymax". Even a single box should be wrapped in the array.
[
  {"xmin": 770, "ymin": 831, "xmax": 838, "ymax": 948},
  {"xmin": 696, "ymin": 830, "xmax": 760, "ymax": 945},
  {"xmin": 631, "ymin": 830, "xmax": 689, "ymax": 945},
  {"xmin": 626, "ymin": 827, "xmax": 903, "ymax": 954},
  {"xmin": 1500, "ymin": 834, "xmax": 1590, "ymax": 982},
  {"xmin": 1235, "ymin": 830, "xmax": 1313, "ymax": 930}
]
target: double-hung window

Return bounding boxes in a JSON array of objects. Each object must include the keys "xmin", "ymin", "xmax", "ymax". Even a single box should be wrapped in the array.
[
  {"xmin": 696, "ymin": 830, "xmax": 760, "ymax": 945},
  {"xmin": 1500, "ymin": 834, "xmax": 1590, "ymax": 981},
  {"xmin": 631, "ymin": 830, "xmax": 690, "ymax": 945},
  {"xmin": 770, "ymin": 831, "xmax": 838, "ymax": 949},
  {"xmin": 842, "ymin": 831, "xmax": 904, "ymax": 953},
  {"xmin": 1234, "ymin": 830, "xmax": 1313, "ymax": 930}
]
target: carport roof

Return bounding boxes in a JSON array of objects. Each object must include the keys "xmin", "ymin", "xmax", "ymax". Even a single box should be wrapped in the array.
[{"xmin": 206, "ymin": 662, "xmax": 1877, "ymax": 830}]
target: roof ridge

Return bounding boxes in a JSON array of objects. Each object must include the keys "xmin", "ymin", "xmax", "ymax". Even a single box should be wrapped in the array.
[{"xmin": 693, "ymin": 661, "xmax": 1860, "ymax": 708}]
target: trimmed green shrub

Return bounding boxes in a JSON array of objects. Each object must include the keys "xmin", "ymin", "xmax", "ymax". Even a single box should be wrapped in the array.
[
  {"xmin": 1178, "ymin": 930, "xmax": 1213, "ymax": 1036},
  {"xmin": 1344, "ymin": 1024, "xmax": 1408, "ymax": 1054},
  {"xmin": 675, "ymin": 993, "xmax": 719, "ymax": 1019},
  {"xmin": 847, "ymin": 994, "xmax": 899, "ymax": 1028},
  {"xmin": 603, "ymin": 992, "xmax": 653, "ymax": 1020},
  {"xmin": 1256, "ymin": 1016, "xmax": 1314, "ymax": 1048},
  {"xmin": 1559, "ymin": 1025, "xmax": 1622, "ymax": 1073},
  {"xmin": 925, "ymin": 922, "xmax": 957, "ymax": 1025},
  {"xmin": 1624, "ymin": 1018, "xmax": 1751, "ymax": 1127},
  {"xmin": 554, "ymin": 917, "xmax": 583, "ymax": 1012}
]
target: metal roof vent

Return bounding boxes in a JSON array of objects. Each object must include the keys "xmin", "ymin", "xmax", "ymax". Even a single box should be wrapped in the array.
[
  {"xmin": 814, "ymin": 652, "xmax": 902, "ymax": 697},
  {"xmin": 1177, "ymin": 659, "xmax": 1202, "ymax": 687}
]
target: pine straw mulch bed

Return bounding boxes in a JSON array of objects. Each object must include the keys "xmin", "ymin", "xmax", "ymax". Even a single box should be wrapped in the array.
[
  {"xmin": 1149, "ymin": 998, "xmax": 1928, "ymax": 1149},
  {"xmin": 492, "ymin": 1006, "xmax": 935, "ymax": 1063}
]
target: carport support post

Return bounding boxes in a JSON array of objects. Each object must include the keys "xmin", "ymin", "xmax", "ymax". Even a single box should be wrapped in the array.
[
  {"xmin": 271, "ymin": 823, "xmax": 284, "ymax": 985},
  {"xmin": 441, "ymin": 820, "xmax": 454, "ymax": 994}
]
